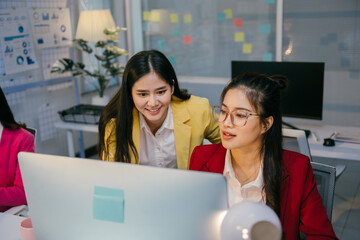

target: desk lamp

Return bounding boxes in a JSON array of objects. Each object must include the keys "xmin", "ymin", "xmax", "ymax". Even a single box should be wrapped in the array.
[
  {"xmin": 221, "ymin": 201, "xmax": 282, "ymax": 240},
  {"xmin": 74, "ymin": 9, "xmax": 120, "ymax": 105},
  {"xmin": 75, "ymin": 9, "xmax": 117, "ymax": 42}
]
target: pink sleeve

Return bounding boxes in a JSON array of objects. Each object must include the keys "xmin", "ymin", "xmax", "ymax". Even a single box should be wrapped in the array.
[{"xmin": 0, "ymin": 131, "xmax": 35, "ymax": 209}]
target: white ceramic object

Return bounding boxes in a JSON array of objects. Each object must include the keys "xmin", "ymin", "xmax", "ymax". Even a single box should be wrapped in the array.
[{"xmin": 221, "ymin": 201, "xmax": 282, "ymax": 240}]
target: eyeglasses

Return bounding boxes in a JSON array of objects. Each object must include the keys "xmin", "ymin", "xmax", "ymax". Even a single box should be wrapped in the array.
[{"xmin": 213, "ymin": 106, "xmax": 259, "ymax": 127}]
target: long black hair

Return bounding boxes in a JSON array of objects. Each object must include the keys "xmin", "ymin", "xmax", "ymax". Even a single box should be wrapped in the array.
[
  {"xmin": 220, "ymin": 72, "xmax": 288, "ymax": 217},
  {"xmin": 0, "ymin": 87, "xmax": 26, "ymax": 130},
  {"xmin": 98, "ymin": 50, "xmax": 190, "ymax": 162}
]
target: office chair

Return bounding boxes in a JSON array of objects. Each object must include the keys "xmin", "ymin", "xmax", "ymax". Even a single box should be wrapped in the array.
[
  {"xmin": 310, "ymin": 162, "xmax": 336, "ymax": 220},
  {"xmin": 282, "ymin": 128, "xmax": 312, "ymax": 160},
  {"xmin": 25, "ymin": 127, "xmax": 37, "ymax": 145},
  {"xmin": 282, "ymin": 128, "xmax": 345, "ymax": 180}
]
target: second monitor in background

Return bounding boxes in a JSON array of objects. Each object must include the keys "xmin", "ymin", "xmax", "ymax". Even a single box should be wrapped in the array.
[{"xmin": 231, "ymin": 61, "xmax": 325, "ymax": 121}]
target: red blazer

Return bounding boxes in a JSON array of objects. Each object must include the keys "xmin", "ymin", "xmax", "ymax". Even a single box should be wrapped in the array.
[
  {"xmin": 0, "ymin": 127, "xmax": 35, "ymax": 212},
  {"xmin": 189, "ymin": 143, "xmax": 338, "ymax": 240}
]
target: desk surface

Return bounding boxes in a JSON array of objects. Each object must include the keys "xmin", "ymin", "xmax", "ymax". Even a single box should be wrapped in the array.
[
  {"xmin": 290, "ymin": 122, "xmax": 360, "ymax": 161},
  {"xmin": 54, "ymin": 121, "xmax": 98, "ymax": 132},
  {"xmin": 54, "ymin": 121, "xmax": 360, "ymax": 161},
  {"xmin": 0, "ymin": 213, "xmax": 25, "ymax": 240}
]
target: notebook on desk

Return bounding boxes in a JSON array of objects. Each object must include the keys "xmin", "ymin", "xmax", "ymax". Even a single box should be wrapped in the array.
[{"xmin": 18, "ymin": 152, "xmax": 227, "ymax": 240}]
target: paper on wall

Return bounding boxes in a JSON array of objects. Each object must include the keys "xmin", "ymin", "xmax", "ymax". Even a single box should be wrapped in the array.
[
  {"xmin": 0, "ymin": 8, "xmax": 38, "ymax": 75},
  {"xmin": 29, "ymin": 8, "xmax": 72, "ymax": 49}
]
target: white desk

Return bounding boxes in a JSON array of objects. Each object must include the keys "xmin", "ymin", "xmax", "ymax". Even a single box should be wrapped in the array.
[
  {"xmin": 290, "ymin": 123, "xmax": 360, "ymax": 161},
  {"xmin": 54, "ymin": 121, "xmax": 98, "ymax": 157},
  {"xmin": 55, "ymin": 120, "xmax": 360, "ymax": 161},
  {"xmin": 0, "ymin": 213, "xmax": 25, "ymax": 240}
]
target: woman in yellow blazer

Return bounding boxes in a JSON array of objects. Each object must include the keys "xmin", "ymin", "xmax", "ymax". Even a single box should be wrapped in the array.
[{"xmin": 98, "ymin": 50, "xmax": 220, "ymax": 169}]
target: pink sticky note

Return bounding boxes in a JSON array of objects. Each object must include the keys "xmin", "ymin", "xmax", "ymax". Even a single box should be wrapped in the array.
[
  {"xmin": 184, "ymin": 35, "xmax": 193, "ymax": 45},
  {"xmin": 234, "ymin": 18, "xmax": 243, "ymax": 27}
]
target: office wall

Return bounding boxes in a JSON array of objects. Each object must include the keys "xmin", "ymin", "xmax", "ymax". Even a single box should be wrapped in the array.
[
  {"xmin": 135, "ymin": 0, "xmax": 360, "ymax": 128},
  {"xmin": 0, "ymin": 0, "xmax": 126, "ymax": 157},
  {"xmin": 0, "ymin": 0, "xmax": 75, "ymax": 156}
]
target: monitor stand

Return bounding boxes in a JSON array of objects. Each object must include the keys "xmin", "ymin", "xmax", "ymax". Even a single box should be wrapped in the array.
[{"xmin": 282, "ymin": 121, "xmax": 311, "ymax": 138}]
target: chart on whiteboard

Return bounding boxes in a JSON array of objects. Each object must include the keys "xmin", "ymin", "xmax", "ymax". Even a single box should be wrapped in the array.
[{"xmin": 0, "ymin": 8, "xmax": 38, "ymax": 75}]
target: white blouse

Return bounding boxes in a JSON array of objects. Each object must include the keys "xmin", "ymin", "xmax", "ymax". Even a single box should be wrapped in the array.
[
  {"xmin": 139, "ymin": 105, "xmax": 177, "ymax": 168},
  {"xmin": 223, "ymin": 149, "xmax": 265, "ymax": 207}
]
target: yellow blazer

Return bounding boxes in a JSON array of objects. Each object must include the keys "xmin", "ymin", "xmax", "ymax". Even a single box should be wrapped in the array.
[{"xmin": 103, "ymin": 95, "xmax": 220, "ymax": 169}]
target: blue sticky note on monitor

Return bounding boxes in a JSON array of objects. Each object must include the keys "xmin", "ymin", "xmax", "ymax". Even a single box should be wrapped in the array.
[{"xmin": 93, "ymin": 186, "xmax": 124, "ymax": 223}]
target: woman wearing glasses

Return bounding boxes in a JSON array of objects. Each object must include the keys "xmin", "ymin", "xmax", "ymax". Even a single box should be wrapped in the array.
[
  {"xmin": 189, "ymin": 72, "xmax": 337, "ymax": 239},
  {"xmin": 98, "ymin": 50, "xmax": 220, "ymax": 169}
]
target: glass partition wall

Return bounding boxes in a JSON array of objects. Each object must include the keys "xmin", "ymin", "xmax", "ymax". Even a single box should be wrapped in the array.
[{"xmin": 132, "ymin": 0, "xmax": 360, "ymax": 127}]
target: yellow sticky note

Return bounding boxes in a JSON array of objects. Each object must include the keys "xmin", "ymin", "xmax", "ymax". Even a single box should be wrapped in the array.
[
  {"xmin": 184, "ymin": 14, "xmax": 192, "ymax": 24},
  {"xmin": 170, "ymin": 14, "xmax": 179, "ymax": 23},
  {"xmin": 143, "ymin": 11, "xmax": 150, "ymax": 21},
  {"xmin": 234, "ymin": 32, "xmax": 244, "ymax": 42},
  {"xmin": 224, "ymin": 9, "xmax": 233, "ymax": 19},
  {"xmin": 243, "ymin": 43, "xmax": 253, "ymax": 54},
  {"xmin": 150, "ymin": 11, "xmax": 160, "ymax": 22}
]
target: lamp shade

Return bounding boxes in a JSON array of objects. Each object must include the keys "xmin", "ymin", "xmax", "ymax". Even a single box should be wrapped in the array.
[
  {"xmin": 221, "ymin": 201, "xmax": 282, "ymax": 240},
  {"xmin": 75, "ymin": 9, "xmax": 117, "ymax": 42}
]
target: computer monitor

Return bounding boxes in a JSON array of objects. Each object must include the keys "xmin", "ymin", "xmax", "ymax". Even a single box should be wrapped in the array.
[
  {"xmin": 18, "ymin": 152, "xmax": 227, "ymax": 240},
  {"xmin": 231, "ymin": 61, "xmax": 325, "ymax": 120}
]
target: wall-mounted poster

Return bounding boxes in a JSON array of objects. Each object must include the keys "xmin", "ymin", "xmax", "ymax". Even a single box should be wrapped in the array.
[
  {"xmin": 0, "ymin": 8, "xmax": 38, "ymax": 75},
  {"xmin": 29, "ymin": 8, "xmax": 72, "ymax": 49}
]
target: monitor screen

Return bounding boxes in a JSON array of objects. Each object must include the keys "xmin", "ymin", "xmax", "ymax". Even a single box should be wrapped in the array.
[
  {"xmin": 19, "ymin": 152, "xmax": 228, "ymax": 240},
  {"xmin": 231, "ymin": 61, "xmax": 325, "ymax": 120}
]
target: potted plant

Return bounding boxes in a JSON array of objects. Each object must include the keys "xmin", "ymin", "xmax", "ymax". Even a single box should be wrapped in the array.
[{"xmin": 51, "ymin": 27, "xmax": 128, "ymax": 105}]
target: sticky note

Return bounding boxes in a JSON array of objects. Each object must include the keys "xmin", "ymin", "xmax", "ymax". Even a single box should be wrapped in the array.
[
  {"xmin": 168, "ymin": 56, "xmax": 176, "ymax": 65},
  {"xmin": 261, "ymin": 24, "xmax": 271, "ymax": 34},
  {"xmin": 93, "ymin": 186, "xmax": 124, "ymax": 223},
  {"xmin": 143, "ymin": 22, "xmax": 148, "ymax": 32},
  {"xmin": 143, "ymin": 11, "xmax": 150, "ymax": 21},
  {"xmin": 184, "ymin": 35, "xmax": 193, "ymax": 45},
  {"xmin": 172, "ymin": 27, "xmax": 180, "ymax": 37},
  {"xmin": 262, "ymin": 52, "xmax": 273, "ymax": 61},
  {"xmin": 150, "ymin": 11, "xmax": 160, "ymax": 22},
  {"xmin": 224, "ymin": 9, "xmax": 233, "ymax": 19},
  {"xmin": 234, "ymin": 18, "xmax": 243, "ymax": 27},
  {"xmin": 243, "ymin": 43, "xmax": 252, "ymax": 54},
  {"xmin": 170, "ymin": 14, "xmax": 179, "ymax": 23},
  {"xmin": 184, "ymin": 14, "xmax": 192, "ymax": 23},
  {"xmin": 265, "ymin": 0, "xmax": 275, "ymax": 4},
  {"xmin": 234, "ymin": 32, "xmax": 244, "ymax": 42},
  {"xmin": 218, "ymin": 12, "xmax": 226, "ymax": 22},
  {"xmin": 158, "ymin": 40, "xmax": 167, "ymax": 50}
]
